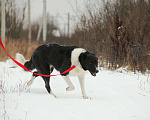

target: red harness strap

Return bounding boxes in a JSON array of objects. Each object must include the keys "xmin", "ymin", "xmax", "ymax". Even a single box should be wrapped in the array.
[{"xmin": 0, "ymin": 38, "xmax": 76, "ymax": 77}]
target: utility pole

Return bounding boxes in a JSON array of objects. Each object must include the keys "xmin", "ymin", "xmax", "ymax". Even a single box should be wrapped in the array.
[
  {"xmin": 67, "ymin": 12, "xmax": 70, "ymax": 38},
  {"xmin": 1, "ymin": 0, "xmax": 5, "ymax": 47},
  {"xmin": 37, "ymin": 18, "xmax": 42, "ymax": 41},
  {"xmin": 28, "ymin": 0, "xmax": 31, "ymax": 42},
  {"xmin": 43, "ymin": 0, "xmax": 47, "ymax": 42}
]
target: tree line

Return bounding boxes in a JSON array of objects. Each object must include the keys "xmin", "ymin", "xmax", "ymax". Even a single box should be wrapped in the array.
[{"xmin": 70, "ymin": 0, "xmax": 150, "ymax": 73}]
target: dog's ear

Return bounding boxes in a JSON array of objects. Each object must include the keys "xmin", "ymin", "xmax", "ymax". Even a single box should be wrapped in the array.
[
  {"xmin": 79, "ymin": 53, "xmax": 86, "ymax": 60},
  {"xmin": 79, "ymin": 52, "xmax": 88, "ymax": 70}
]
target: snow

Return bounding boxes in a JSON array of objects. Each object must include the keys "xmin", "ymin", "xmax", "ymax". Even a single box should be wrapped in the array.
[{"xmin": 0, "ymin": 59, "xmax": 150, "ymax": 120}]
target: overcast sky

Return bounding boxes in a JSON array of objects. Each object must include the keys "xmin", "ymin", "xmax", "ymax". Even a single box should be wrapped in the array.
[
  {"xmin": 31, "ymin": 0, "xmax": 75, "ymax": 20},
  {"xmin": 29, "ymin": 0, "xmax": 86, "ymax": 34}
]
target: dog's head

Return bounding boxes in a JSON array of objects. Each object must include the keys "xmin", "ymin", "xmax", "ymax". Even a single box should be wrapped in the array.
[{"xmin": 79, "ymin": 52, "xmax": 99, "ymax": 76}]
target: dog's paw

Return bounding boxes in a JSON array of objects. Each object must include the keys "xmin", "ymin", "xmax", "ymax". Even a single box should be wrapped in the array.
[
  {"xmin": 83, "ymin": 96, "xmax": 91, "ymax": 99},
  {"xmin": 66, "ymin": 86, "xmax": 75, "ymax": 91},
  {"xmin": 50, "ymin": 91, "xmax": 57, "ymax": 98}
]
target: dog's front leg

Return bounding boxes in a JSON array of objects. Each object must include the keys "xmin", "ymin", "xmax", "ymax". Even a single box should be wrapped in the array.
[
  {"xmin": 63, "ymin": 76, "xmax": 75, "ymax": 91},
  {"xmin": 78, "ymin": 75, "xmax": 89, "ymax": 99}
]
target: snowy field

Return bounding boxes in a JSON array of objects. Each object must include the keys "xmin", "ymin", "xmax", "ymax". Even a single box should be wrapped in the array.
[{"xmin": 0, "ymin": 59, "xmax": 150, "ymax": 120}]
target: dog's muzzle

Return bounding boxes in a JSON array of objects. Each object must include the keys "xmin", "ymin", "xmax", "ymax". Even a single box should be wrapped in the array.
[{"xmin": 91, "ymin": 70, "xmax": 99, "ymax": 76}]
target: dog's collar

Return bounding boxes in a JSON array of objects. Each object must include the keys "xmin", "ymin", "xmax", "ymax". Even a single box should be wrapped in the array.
[
  {"xmin": 75, "ymin": 61, "xmax": 79, "ymax": 66},
  {"xmin": 75, "ymin": 61, "xmax": 83, "ymax": 69}
]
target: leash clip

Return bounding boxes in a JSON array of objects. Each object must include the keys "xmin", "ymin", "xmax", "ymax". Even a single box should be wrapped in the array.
[{"xmin": 75, "ymin": 61, "xmax": 79, "ymax": 66}]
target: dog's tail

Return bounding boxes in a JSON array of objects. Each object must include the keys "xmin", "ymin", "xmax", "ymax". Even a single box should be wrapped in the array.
[{"xmin": 16, "ymin": 53, "xmax": 35, "ymax": 71}]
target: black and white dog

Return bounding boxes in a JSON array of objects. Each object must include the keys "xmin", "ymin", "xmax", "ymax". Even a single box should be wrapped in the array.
[{"xmin": 16, "ymin": 43, "xmax": 99, "ymax": 99}]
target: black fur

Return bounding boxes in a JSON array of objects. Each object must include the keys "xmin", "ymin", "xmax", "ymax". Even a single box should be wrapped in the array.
[
  {"xmin": 79, "ymin": 52, "xmax": 98, "ymax": 75},
  {"xmin": 24, "ymin": 58, "xmax": 35, "ymax": 71}
]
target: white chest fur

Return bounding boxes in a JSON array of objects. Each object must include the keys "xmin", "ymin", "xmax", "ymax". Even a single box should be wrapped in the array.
[{"xmin": 68, "ymin": 48, "xmax": 86, "ymax": 76}]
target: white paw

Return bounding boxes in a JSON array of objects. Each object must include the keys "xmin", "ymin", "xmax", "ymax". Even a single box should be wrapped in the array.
[
  {"xmin": 50, "ymin": 91, "xmax": 57, "ymax": 98},
  {"xmin": 83, "ymin": 96, "xmax": 91, "ymax": 99},
  {"xmin": 66, "ymin": 86, "xmax": 75, "ymax": 91}
]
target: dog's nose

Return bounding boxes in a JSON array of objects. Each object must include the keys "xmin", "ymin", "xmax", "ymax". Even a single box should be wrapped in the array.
[{"xmin": 96, "ymin": 70, "xmax": 99, "ymax": 73}]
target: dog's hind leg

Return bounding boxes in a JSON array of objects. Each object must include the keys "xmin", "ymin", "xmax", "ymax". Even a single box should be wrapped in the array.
[
  {"xmin": 36, "ymin": 67, "xmax": 56, "ymax": 98},
  {"xmin": 63, "ymin": 76, "xmax": 75, "ymax": 91},
  {"xmin": 27, "ymin": 71, "xmax": 39, "ymax": 86},
  {"xmin": 42, "ymin": 76, "xmax": 56, "ymax": 98},
  {"xmin": 31, "ymin": 54, "xmax": 56, "ymax": 97}
]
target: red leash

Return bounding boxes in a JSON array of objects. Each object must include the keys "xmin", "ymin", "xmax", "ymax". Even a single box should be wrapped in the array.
[{"xmin": 0, "ymin": 38, "xmax": 76, "ymax": 77}]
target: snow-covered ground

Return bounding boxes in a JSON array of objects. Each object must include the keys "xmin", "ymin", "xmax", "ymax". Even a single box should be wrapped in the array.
[{"xmin": 0, "ymin": 59, "xmax": 150, "ymax": 120}]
